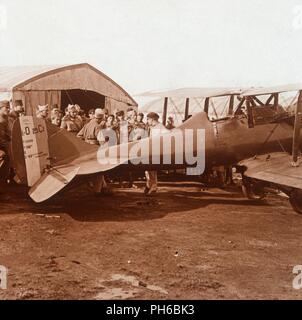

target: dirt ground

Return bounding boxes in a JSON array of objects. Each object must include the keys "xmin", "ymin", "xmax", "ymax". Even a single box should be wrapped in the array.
[{"xmin": 1, "ymin": 180, "xmax": 302, "ymax": 300}]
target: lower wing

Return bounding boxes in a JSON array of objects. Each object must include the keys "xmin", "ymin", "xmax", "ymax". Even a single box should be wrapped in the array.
[{"xmin": 239, "ymin": 152, "xmax": 302, "ymax": 189}]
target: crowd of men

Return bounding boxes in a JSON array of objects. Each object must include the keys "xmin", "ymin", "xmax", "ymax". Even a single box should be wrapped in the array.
[
  {"xmin": 0, "ymin": 100, "xmax": 25, "ymax": 186},
  {"xmin": 0, "ymin": 99, "xmax": 176, "ymax": 195}
]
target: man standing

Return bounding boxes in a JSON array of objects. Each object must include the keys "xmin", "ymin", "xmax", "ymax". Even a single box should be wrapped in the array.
[
  {"xmin": 145, "ymin": 112, "xmax": 169, "ymax": 195},
  {"xmin": 51, "ymin": 115, "xmax": 62, "ymax": 127},
  {"xmin": 77, "ymin": 108, "xmax": 105, "ymax": 145},
  {"xmin": 88, "ymin": 109, "xmax": 95, "ymax": 121},
  {"xmin": 136, "ymin": 113, "xmax": 146, "ymax": 130},
  {"xmin": 10, "ymin": 100, "xmax": 24, "ymax": 119},
  {"xmin": 51, "ymin": 104, "xmax": 60, "ymax": 119},
  {"xmin": 8, "ymin": 100, "xmax": 24, "ymax": 133},
  {"xmin": 36, "ymin": 104, "xmax": 49, "ymax": 120},
  {"xmin": 77, "ymin": 109, "xmax": 110, "ymax": 196},
  {"xmin": 97, "ymin": 114, "xmax": 118, "ymax": 148},
  {"xmin": 166, "ymin": 116, "xmax": 176, "ymax": 130},
  {"xmin": 116, "ymin": 110, "xmax": 128, "ymax": 144},
  {"xmin": 126, "ymin": 108, "xmax": 137, "ymax": 124},
  {"xmin": 126, "ymin": 107, "xmax": 137, "ymax": 138},
  {"xmin": 0, "ymin": 101, "xmax": 11, "ymax": 185},
  {"xmin": 60, "ymin": 104, "xmax": 83, "ymax": 134}
]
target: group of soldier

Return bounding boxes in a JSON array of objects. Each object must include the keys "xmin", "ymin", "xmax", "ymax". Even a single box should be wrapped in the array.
[
  {"xmin": 0, "ymin": 99, "xmax": 176, "ymax": 196},
  {"xmin": 0, "ymin": 100, "xmax": 25, "ymax": 186}
]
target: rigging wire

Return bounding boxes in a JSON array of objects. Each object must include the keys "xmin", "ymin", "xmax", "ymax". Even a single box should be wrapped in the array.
[
  {"xmin": 255, "ymin": 123, "xmax": 281, "ymax": 157},
  {"xmin": 65, "ymin": 90, "xmax": 74, "ymax": 105}
]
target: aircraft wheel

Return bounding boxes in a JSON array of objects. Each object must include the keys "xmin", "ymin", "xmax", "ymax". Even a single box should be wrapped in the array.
[
  {"xmin": 242, "ymin": 178, "xmax": 266, "ymax": 200},
  {"xmin": 289, "ymin": 189, "xmax": 302, "ymax": 214}
]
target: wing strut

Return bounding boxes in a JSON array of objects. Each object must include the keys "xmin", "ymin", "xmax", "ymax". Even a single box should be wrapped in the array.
[
  {"xmin": 162, "ymin": 97, "xmax": 169, "ymax": 126},
  {"xmin": 292, "ymin": 90, "xmax": 302, "ymax": 164}
]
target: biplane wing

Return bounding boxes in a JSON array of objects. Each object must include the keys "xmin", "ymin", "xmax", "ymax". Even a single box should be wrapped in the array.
[
  {"xmin": 241, "ymin": 84, "xmax": 302, "ymax": 97},
  {"xmin": 239, "ymin": 152, "xmax": 302, "ymax": 190},
  {"xmin": 139, "ymin": 87, "xmax": 245, "ymax": 98}
]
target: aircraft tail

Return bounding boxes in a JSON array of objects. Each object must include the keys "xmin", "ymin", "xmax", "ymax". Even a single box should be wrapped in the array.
[
  {"xmin": 11, "ymin": 116, "xmax": 91, "ymax": 202},
  {"xmin": 11, "ymin": 116, "xmax": 51, "ymax": 187}
]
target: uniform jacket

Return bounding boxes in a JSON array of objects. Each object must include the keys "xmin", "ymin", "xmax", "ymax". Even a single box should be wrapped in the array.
[
  {"xmin": 0, "ymin": 114, "xmax": 10, "ymax": 151},
  {"xmin": 77, "ymin": 119, "xmax": 102, "ymax": 144},
  {"xmin": 150, "ymin": 122, "xmax": 170, "ymax": 138},
  {"xmin": 61, "ymin": 115, "xmax": 83, "ymax": 133}
]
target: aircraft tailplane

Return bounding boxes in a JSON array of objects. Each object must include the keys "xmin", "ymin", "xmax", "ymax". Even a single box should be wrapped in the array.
[{"xmin": 29, "ymin": 165, "xmax": 80, "ymax": 203}]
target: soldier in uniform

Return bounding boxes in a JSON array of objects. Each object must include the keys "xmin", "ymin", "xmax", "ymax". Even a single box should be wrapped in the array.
[
  {"xmin": 0, "ymin": 101, "xmax": 11, "ymax": 185},
  {"xmin": 36, "ymin": 105, "xmax": 49, "ymax": 120},
  {"xmin": 9, "ymin": 100, "xmax": 24, "ymax": 119},
  {"xmin": 126, "ymin": 107, "xmax": 137, "ymax": 138},
  {"xmin": 116, "ymin": 110, "xmax": 128, "ymax": 144},
  {"xmin": 127, "ymin": 108, "xmax": 137, "ymax": 124},
  {"xmin": 78, "ymin": 110, "xmax": 89, "ymax": 126},
  {"xmin": 144, "ymin": 112, "xmax": 169, "ymax": 195},
  {"xmin": 51, "ymin": 113, "xmax": 63, "ymax": 127},
  {"xmin": 136, "ymin": 113, "xmax": 146, "ymax": 130},
  {"xmin": 129, "ymin": 121, "xmax": 148, "ymax": 142},
  {"xmin": 77, "ymin": 109, "xmax": 111, "ymax": 196},
  {"xmin": 7, "ymin": 100, "xmax": 24, "ymax": 134},
  {"xmin": 98, "ymin": 117, "xmax": 118, "ymax": 148},
  {"xmin": 88, "ymin": 109, "xmax": 95, "ymax": 120},
  {"xmin": 51, "ymin": 105, "xmax": 60, "ymax": 119},
  {"xmin": 77, "ymin": 108, "xmax": 105, "ymax": 144},
  {"xmin": 166, "ymin": 116, "xmax": 176, "ymax": 130},
  {"xmin": 60, "ymin": 104, "xmax": 83, "ymax": 134},
  {"xmin": 50, "ymin": 105, "xmax": 63, "ymax": 127}
]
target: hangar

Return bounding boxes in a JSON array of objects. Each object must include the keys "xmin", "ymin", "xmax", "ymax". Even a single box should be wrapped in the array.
[{"xmin": 0, "ymin": 63, "xmax": 137, "ymax": 115}]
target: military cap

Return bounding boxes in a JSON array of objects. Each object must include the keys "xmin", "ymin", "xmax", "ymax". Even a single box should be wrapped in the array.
[
  {"xmin": 67, "ymin": 104, "xmax": 76, "ymax": 112},
  {"xmin": 95, "ymin": 108, "xmax": 105, "ymax": 119},
  {"xmin": 14, "ymin": 100, "xmax": 23, "ymax": 107},
  {"xmin": 37, "ymin": 104, "xmax": 49, "ymax": 112},
  {"xmin": 0, "ymin": 100, "xmax": 10, "ymax": 109},
  {"xmin": 116, "ymin": 110, "xmax": 125, "ymax": 117},
  {"xmin": 147, "ymin": 112, "xmax": 160, "ymax": 121}
]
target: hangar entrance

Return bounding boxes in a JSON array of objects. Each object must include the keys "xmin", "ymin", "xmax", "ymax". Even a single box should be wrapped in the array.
[{"xmin": 61, "ymin": 89, "xmax": 106, "ymax": 114}]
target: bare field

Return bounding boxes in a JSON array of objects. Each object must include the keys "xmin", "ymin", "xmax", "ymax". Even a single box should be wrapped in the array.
[{"xmin": 1, "ymin": 182, "xmax": 302, "ymax": 300}]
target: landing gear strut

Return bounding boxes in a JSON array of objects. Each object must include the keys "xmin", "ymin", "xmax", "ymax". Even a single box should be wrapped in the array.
[
  {"xmin": 289, "ymin": 189, "xmax": 302, "ymax": 214},
  {"xmin": 242, "ymin": 177, "xmax": 266, "ymax": 200}
]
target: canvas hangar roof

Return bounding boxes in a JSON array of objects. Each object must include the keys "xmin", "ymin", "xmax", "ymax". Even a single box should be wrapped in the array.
[{"xmin": 0, "ymin": 63, "xmax": 137, "ymax": 107}]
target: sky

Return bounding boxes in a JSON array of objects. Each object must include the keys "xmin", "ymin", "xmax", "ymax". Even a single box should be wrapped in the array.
[{"xmin": 1, "ymin": 0, "xmax": 302, "ymax": 97}]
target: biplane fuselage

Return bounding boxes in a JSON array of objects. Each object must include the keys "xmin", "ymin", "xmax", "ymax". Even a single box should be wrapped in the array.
[
  {"xmin": 199, "ymin": 114, "xmax": 293, "ymax": 169},
  {"xmin": 9, "ymin": 84, "xmax": 301, "ymax": 208},
  {"xmin": 11, "ymin": 111, "xmax": 294, "ymax": 182}
]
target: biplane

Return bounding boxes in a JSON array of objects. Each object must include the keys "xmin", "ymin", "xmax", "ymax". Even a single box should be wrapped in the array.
[{"xmin": 9, "ymin": 84, "xmax": 302, "ymax": 214}]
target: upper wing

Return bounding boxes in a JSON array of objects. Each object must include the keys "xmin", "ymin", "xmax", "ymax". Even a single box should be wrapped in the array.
[
  {"xmin": 239, "ymin": 152, "xmax": 302, "ymax": 189},
  {"xmin": 138, "ymin": 87, "xmax": 245, "ymax": 99},
  {"xmin": 241, "ymin": 84, "xmax": 302, "ymax": 97}
]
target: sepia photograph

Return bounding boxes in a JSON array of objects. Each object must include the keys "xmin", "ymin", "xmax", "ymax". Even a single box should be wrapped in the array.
[{"xmin": 1, "ymin": 0, "xmax": 302, "ymax": 306}]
